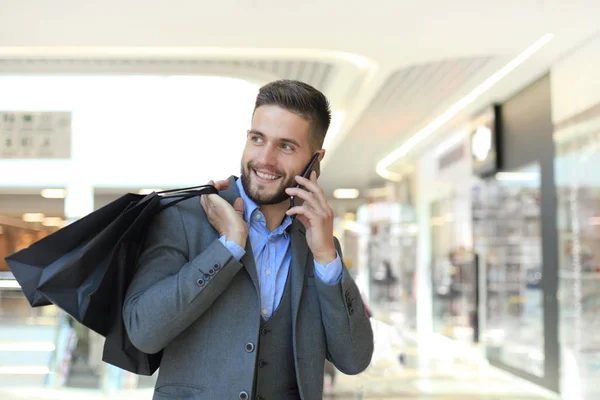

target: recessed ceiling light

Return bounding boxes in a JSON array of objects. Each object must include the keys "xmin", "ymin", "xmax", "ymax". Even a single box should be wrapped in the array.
[
  {"xmin": 42, "ymin": 217, "xmax": 65, "ymax": 227},
  {"xmin": 22, "ymin": 213, "xmax": 45, "ymax": 223},
  {"xmin": 41, "ymin": 188, "xmax": 66, "ymax": 199},
  {"xmin": 333, "ymin": 188, "xmax": 360, "ymax": 199},
  {"xmin": 377, "ymin": 33, "xmax": 554, "ymax": 181}
]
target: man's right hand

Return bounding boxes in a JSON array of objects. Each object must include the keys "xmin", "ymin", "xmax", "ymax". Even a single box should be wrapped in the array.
[{"xmin": 201, "ymin": 180, "xmax": 248, "ymax": 249}]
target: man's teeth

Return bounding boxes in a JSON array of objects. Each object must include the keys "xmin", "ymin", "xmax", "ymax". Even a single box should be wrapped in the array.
[{"xmin": 255, "ymin": 170, "xmax": 279, "ymax": 180}]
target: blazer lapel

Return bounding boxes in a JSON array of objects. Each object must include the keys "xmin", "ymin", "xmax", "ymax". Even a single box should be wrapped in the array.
[
  {"xmin": 241, "ymin": 242, "xmax": 259, "ymax": 292},
  {"xmin": 219, "ymin": 175, "xmax": 240, "ymax": 204},
  {"xmin": 290, "ymin": 219, "xmax": 309, "ymax": 326}
]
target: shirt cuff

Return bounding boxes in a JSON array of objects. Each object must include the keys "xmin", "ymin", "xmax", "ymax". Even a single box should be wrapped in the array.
[
  {"xmin": 218, "ymin": 235, "xmax": 246, "ymax": 261},
  {"xmin": 314, "ymin": 252, "xmax": 343, "ymax": 285}
]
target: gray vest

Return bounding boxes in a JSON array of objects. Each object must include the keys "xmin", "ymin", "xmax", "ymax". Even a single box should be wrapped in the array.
[{"xmin": 253, "ymin": 272, "xmax": 299, "ymax": 400}]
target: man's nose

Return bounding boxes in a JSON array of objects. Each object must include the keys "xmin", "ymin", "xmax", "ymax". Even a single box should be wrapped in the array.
[{"xmin": 257, "ymin": 145, "xmax": 277, "ymax": 166}]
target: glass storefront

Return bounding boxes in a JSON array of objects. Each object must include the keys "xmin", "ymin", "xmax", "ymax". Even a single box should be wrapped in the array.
[
  {"xmin": 472, "ymin": 163, "xmax": 545, "ymax": 378},
  {"xmin": 358, "ymin": 202, "xmax": 418, "ymax": 329},
  {"xmin": 554, "ymin": 118, "xmax": 600, "ymax": 399},
  {"xmin": 430, "ymin": 196, "xmax": 478, "ymax": 342},
  {"xmin": 0, "ymin": 213, "xmax": 157, "ymax": 390},
  {"xmin": 0, "ymin": 221, "xmax": 62, "ymax": 387}
]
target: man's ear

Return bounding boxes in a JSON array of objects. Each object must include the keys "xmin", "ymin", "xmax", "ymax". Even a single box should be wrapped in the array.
[
  {"xmin": 317, "ymin": 149, "xmax": 326, "ymax": 162},
  {"xmin": 315, "ymin": 149, "xmax": 325, "ymax": 178}
]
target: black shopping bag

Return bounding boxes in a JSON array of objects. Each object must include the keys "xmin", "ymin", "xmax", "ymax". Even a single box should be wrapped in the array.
[{"xmin": 5, "ymin": 185, "xmax": 217, "ymax": 375}]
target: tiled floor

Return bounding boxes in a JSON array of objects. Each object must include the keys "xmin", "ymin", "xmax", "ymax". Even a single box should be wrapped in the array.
[
  {"xmin": 0, "ymin": 319, "xmax": 560, "ymax": 400},
  {"xmin": 322, "ymin": 319, "xmax": 558, "ymax": 400}
]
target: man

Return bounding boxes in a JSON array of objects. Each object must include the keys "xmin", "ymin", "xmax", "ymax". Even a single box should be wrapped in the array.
[{"xmin": 123, "ymin": 79, "xmax": 374, "ymax": 400}]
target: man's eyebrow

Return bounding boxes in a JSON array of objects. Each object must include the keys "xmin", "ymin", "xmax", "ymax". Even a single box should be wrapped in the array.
[
  {"xmin": 280, "ymin": 137, "xmax": 301, "ymax": 147},
  {"xmin": 247, "ymin": 130, "xmax": 301, "ymax": 148},
  {"xmin": 247, "ymin": 129, "xmax": 264, "ymax": 136}
]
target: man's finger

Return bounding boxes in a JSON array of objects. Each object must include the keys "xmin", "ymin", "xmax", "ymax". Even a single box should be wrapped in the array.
[
  {"xmin": 200, "ymin": 194, "xmax": 208, "ymax": 213},
  {"xmin": 286, "ymin": 205, "xmax": 319, "ymax": 221},
  {"xmin": 307, "ymin": 171, "xmax": 330, "ymax": 210},
  {"xmin": 287, "ymin": 179, "xmax": 328, "ymax": 211},
  {"xmin": 215, "ymin": 179, "xmax": 230, "ymax": 191},
  {"xmin": 207, "ymin": 179, "xmax": 229, "ymax": 191},
  {"xmin": 233, "ymin": 197, "xmax": 245, "ymax": 218},
  {"xmin": 285, "ymin": 187, "xmax": 320, "ymax": 211}
]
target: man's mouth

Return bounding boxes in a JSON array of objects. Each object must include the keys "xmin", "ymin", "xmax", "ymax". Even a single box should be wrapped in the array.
[{"xmin": 253, "ymin": 169, "xmax": 282, "ymax": 182}]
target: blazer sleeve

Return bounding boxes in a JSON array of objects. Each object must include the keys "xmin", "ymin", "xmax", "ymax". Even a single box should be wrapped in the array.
[
  {"xmin": 123, "ymin": 204, "xmax": 244, "ymax": 354},
  {"xmin": 315, "ymin": 237, "xmax": 374, "ymax": 375}
]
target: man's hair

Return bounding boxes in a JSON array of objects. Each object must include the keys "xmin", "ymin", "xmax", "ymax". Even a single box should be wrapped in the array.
[{"xmin": 254, "ymin": 80, "xmax": 332, "ymax": 151}]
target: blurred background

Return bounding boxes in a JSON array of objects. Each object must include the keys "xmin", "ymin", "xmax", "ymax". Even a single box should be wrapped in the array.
[{"xmin": 1, "ymin": 1, "xmax": 600, "ymax": 399}]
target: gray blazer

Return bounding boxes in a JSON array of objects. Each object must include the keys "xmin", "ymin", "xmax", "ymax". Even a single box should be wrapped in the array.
[{"xmin": 123, "ymin": 176, "xmax": 374, "ymax": 399}]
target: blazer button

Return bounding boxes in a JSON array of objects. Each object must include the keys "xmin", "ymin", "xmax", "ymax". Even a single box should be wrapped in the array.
[
  {"xmin": 258, "ymin": 359, "xmax": 267, "ymax": 368},
  {"xmin": 239, "ymin": 391, "xmax": 249, "ymax": 400},
  {"xmin": 196, "ymin": 278, "xmax": 205, "ymax": 287},
  {"xmin": 245, "ymin": 342, "xmax": 255, "ymax": 353},
  {"xmin": 208, "ymin": 268, "xmax": 215, "ymax": 276},
  {"xmin": 213, "ymin": 263, "xmax": 221, "ymax": 270},
  {"xmin": 260, "ymin": 327, "xmax": 269, "ymax": 336},
  {"xmin": 349, "ymin": 307, "xmax": 354, "ymax": 315},
  {"xmin": 256, "ymin": 396, "xmax": 265, "ymax": 400}
]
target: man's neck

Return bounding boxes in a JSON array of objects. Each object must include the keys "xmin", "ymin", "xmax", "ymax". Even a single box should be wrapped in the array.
[{"xmin": 259, "ymin": 201, "xmax": 291, "ymax": 232}]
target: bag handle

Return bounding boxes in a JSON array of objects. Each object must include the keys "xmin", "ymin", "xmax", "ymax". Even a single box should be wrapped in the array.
[
  {"xmin": 158, "ymin": 184, "xmax": 217, "ymax": 196},
  {"xmin": 157, "ymin": 185, "xmax": 218, "ymax": 212}
]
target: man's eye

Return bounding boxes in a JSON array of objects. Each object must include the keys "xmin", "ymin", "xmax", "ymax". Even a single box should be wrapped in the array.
[
  {"xmin": 251, "ymin": 136, "xmax": 263, "ymax": 143},
  {"xmin": 282, "ymin": 143, "xmax": 293, "ymax": 151}
]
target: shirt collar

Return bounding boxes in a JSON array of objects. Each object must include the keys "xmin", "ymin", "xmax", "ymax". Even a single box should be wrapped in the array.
[
  {"xmin": 236, "ymin": 177, "xmax": 293, "ymax": 232},
  {"xmin": 236, "ymin": 177, "xmax": 259, "ymax": 224}
]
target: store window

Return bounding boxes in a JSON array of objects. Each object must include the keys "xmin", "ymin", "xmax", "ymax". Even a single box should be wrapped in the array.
[
  {"xmin": 554, "ymin": 120, "xmax": 600, "ymax": 397},
  {"xmin": 359, "ymin": 202, "xmax": 418, "ymax": 329},
  {"xmin": 430, "ymin": 195, "xmax": 478, "ymax": 342},
  {"xmin": 473, "ymin": 163, "xmax": 544, "ymax": 377},
  {"xmin": 0, "ymin": 223, "xmax": 59, "ymax": 321}
]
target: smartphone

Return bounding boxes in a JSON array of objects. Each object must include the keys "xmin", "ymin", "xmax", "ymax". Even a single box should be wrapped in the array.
[{"xmin": 289, "ymin": 153, "xmax": 320, "ymax": 210}]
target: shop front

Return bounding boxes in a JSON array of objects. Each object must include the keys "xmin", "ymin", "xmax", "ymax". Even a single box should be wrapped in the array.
[
  {"xmin": 417, "ymin": 131, "xmax": 479, "ymax": 344},
  {"xmin": 551, "ymin": 32, "xmax": 600, "ymax": 400},
  {"xmin": 471, "ymin": 74, "xmax": 560, "ymax": 393}
]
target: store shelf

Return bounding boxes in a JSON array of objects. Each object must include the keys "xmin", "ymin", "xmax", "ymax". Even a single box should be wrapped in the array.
[
  {"xmin": 473, "ymin": 174, "xmax": 545, "ymax": 375},
  {"xmin": 560, "ymin": 232, "xmax": 600, "ymax": 240},
  {"xmin": 559, "ymin": 271, "xmax": 600, "ymax": 280}
]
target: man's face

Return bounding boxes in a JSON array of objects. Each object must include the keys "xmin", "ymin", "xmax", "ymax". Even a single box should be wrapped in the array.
[{"xmin": 241, "ymin": 105, "xmax": 319, "ymax": 206}]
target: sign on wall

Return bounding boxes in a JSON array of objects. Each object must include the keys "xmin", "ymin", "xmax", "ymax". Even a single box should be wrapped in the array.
[
  {"xmin": 0, "ymin": 111, "xmax": 71, "ymax": 159},
  {"xmin": 471, "ymin": 104, "xmax": 502, "ymax": 178}
]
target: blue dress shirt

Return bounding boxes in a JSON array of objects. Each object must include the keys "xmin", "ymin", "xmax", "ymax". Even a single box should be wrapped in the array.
[{"xmin": 217, "ymin": 178, "xmax": 342, "ymax": 320}]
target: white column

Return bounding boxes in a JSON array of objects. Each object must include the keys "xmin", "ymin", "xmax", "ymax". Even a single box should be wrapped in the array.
[
  {"xmin": 64, "ymin": 184, "xmax": 94, "ymax": 223},
  {"xmin": 415, "ymin": 154, "xmax": 433, "ymax": 337}
]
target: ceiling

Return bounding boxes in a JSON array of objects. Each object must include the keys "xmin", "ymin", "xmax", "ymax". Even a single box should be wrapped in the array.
[{"xmin": 0, "ymin": 0, "xmax": 599, "ymax": 217}]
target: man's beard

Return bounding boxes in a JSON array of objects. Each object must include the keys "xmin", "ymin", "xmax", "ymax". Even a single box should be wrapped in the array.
[{"xmin": 241, "ymin": 162, "xmax": 296, "ymax": 206}]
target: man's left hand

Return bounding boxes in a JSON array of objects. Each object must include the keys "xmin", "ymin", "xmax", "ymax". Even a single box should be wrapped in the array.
[{"xmin": 285, "ymin": 171, "xmax": 337, "ymax": 265}]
